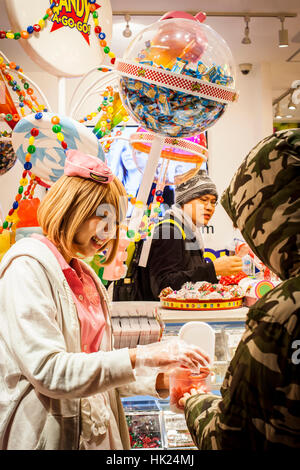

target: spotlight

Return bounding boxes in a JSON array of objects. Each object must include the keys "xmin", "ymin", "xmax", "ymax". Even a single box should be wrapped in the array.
[
  {"xmin": 242, "ymin": 17, "xmax": 251, "ymax": 44},
  {"xmin": 288, "ymin": 95, "xmax": 296, "ymax": 110},
  {"xmin": 123, "ymin": 14, "xmax": 132, "ymax": 38},
  {"xmin": 278, "ymin": 17, "xmax": 288, "ymax": 47}
]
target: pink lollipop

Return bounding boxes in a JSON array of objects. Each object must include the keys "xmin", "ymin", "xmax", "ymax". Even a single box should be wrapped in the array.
[{"xmin": 130, "ymin": 127, "xmax": 208, "ymax": 164}]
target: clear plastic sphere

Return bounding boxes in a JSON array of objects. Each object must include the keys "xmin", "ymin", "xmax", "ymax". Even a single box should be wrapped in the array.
[{"xmin": 118, "ymin": 17, "xmax": 236, "ymax": 138}]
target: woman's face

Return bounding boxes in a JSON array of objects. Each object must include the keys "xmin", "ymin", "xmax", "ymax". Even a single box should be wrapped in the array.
[
  {"xmin": 133, "ymin": 150, "xmax": 147, "ymax": 173},
  {"xmin": 73, "ymin": 214, "xmax": 116, "ymax": 259},
  {"xmin": 121, "ymin": 144, "xmax": 137, "ymax": 171}
]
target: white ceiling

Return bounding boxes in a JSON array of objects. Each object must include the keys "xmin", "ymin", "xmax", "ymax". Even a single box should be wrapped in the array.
[
  {"xmin": 110, "ymin": 0, "xmax": 300, "ymax": 121},
  {"xmin": 1, "ymin": 0, "xmax": 300, "ymax": 120}
]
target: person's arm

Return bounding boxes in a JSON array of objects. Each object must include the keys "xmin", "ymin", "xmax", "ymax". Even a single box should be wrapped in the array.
[
  {"xmin": 119, "ymin": 341, "xmax": 208, "ymax": 400},
  {"xmin": 117, "ymin": 370, "xmax": 170, "ymax": 400},
  {"xmin": 1, "ymin": 258, "xmax": 204, "ymax": 401},
  {"xmin": 0, "ymin": 257, "xmax": 137, "ymax": 399},
  {"xmin": 184, "ymin": 338, "xmax": 250, "ymax": 450},
  {"xmin": 148, "ymin": 230, "xmax": 217, "ymax": 299},
  {"xmin": 183, "ymin": 302, "xmax": 295, "ymax": 450}
]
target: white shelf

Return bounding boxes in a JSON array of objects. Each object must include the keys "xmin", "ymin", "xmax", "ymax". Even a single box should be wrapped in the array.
[
  {"xmin": 111, "ymin": 300, "xmax": 248, "ymax": 323},
  {"xmin": 159, "ymin": 306, "xmax": 248, "ymax": 323}
]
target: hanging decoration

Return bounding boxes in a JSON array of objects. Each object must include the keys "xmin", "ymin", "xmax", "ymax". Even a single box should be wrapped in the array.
[
  {"xmin": 11, "ymin": 112, "xmax": 105, "ymax": 187},
  {"xmin": 0, "ymin": 55, "xmax": 50, "ymax": 129},
  {"xmin": 4, "ymin": 0, "xmax": 113, "ymax": 77},
  {"xmin": 0, "ymin": 1, "xmax": 59, "ymax": 40}
]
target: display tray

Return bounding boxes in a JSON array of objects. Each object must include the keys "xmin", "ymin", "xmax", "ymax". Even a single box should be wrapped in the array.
[{"xmin": 160, "ymin": 297, "xmax": 244, "ymax": 310}]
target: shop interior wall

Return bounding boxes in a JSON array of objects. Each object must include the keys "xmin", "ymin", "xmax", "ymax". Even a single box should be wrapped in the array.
[{"xmin": 204, "ymin": 62, "xmax": 273, "ymax": 252}]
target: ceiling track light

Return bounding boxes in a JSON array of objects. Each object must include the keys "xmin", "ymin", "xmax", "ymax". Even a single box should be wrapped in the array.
[
  {"xmin": 288, "ymin": 94, "xmax": 296, "ymax": 110},
  {"xmin": 123, "ymin": 14, "xmax": 132, "ymax": 38},
  {"xmin": 241, "ymin": 16, "xmax": 251, "ymax": 45},
  {"xmin": 278, "ymin": 16, "xmax": 289, "ymax": 47},
  {"xmin": 274, "ymin": 103, "xmax": 282, "ymax": 119},
  {"xmin": 273, "ymin": 87, "xmax": 298, "ymax": 120}
]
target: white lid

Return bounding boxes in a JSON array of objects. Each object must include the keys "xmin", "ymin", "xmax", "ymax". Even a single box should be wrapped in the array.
[{"xmin": 179, "ymin": 321, "xmax": 215, "ymax": 363}]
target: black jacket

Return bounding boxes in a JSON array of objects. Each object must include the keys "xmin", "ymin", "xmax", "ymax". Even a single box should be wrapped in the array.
[{"xmin": 137, "ymin": 214, "xmax": 218, "ymax": 301}]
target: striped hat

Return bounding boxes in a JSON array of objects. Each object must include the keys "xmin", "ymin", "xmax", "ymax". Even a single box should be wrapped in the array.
[{"xmin": 175, "ymin": 169, "xmax": 218, "ymax": 206}]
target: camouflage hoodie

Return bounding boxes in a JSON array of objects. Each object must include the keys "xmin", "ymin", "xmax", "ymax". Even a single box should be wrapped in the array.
[{"xmin": 184, "ymin": 129, "xmax": 300, "ymax": 449}]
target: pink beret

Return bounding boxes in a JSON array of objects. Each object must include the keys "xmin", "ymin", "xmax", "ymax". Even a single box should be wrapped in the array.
[{"xmin": 64, "ymin": 149, "xmax": 114, "ymax": 183}]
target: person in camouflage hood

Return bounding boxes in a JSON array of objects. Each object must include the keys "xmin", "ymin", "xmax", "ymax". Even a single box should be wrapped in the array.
[{"xmin": 183, "ymin": 128, "xmax": 300, "ymax": 449}]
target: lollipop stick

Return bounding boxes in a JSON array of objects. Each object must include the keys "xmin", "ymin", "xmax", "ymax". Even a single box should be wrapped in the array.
[
  {"xmin": 128, "ymin": 135, "xmax": 164, "ymax": 234},
  {"xmin": 162, "ymin": 159, "xmax": 170, "ymax": 183}
]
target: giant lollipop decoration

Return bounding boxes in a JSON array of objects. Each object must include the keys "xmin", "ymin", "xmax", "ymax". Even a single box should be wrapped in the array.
[
  {"xmin": 128, "ymin": 127, "xmax": 208, "ymax": 266},
  {"xmin": 130, "ymin": 127, "xmax": 208, "ymax": 165},
  {"xmin": 12, "ymin": 112, "xmax": 105, "ymax": 187},
  {"xmin": 0, "ymin": 74, "xmax": 19, "ymax": 130},
  {"xmin": 4, "ymin": 0, "xmax": 113, "ymax": 78},
  {"xmin": 116, "ymin": 12, "xmax": 237, "ymax": 138},
  {"xmin": 0, "ymin": 51, "xmax": 51, "ymax": 129},
  {"xmin": 69, "ymin": 66, "xmax": 130, "ymax": 153},
  {"xmin": 130, "ymin": 127, "xmax": 208, "ymax": 211},
  {"xmin": 114, "ymin": 11, "xmax": 238, "ymax": 237}
]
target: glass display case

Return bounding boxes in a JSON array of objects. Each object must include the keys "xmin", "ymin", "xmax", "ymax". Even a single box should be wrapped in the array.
[
  {"xmin": 121, "ymin": 397, "xmax": 164, "ymax": 449},
  {"xmin": 122, "ymin": 307, "xmax": 247, "ymax": 449}
]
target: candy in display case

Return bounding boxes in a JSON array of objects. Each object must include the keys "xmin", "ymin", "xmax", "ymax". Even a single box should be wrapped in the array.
[
  {"xmin": 121, "ymin": 317, "xmax": 246, "ymax": 449},
  {"xmin": 125, "ymin": 412, "xmax": 163, "ymax": 449},
  {"xmin": 122, "ymin": 396, "xmax": 196, "ymax": 449},
  {"xmin": 121, "ymin": 397, "xmax": 164, "ymax": 449},
  {"xmin": 163, "ymin": 411, "xmax": 196, "ymax": 449}
]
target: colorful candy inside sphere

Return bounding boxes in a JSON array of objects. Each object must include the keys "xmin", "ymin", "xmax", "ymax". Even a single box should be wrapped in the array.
[
  {"xmin": 0, "ymin": 139, "xmax": 17, "ymax": 175},
  {"xmin": 118, "ymin": 17, "xmax": 237, "ymax": 138}
]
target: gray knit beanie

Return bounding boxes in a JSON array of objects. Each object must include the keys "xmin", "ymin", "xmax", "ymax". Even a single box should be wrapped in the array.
[{"xmin": 175, "ymin": 169, "xmax": 218, "ymax": 206}]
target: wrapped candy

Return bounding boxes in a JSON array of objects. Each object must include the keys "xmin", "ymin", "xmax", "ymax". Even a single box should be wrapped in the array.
[
  {"xmin": 117, "ymin": 12, "xmax": 237, "ymax": 138},
  {"xmin": 126, "ymin": 414, "xmax": 162, "ymax": 449},
  {"xmin": 160, "ymin": 281, "xmax": 245, "ymax": 301}
]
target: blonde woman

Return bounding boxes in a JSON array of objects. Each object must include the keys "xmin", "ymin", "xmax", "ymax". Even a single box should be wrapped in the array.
[{"xmin": 0, "ymin": 149, "xmax": 208, "ymax": 450}]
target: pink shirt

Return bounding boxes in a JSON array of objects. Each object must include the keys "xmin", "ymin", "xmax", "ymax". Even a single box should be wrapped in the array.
[{"xmin": 32, "ymin": 234, "xmax": 106, "ymax": 354}]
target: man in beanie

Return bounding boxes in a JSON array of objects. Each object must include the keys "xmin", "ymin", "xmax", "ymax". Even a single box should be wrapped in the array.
[{"xmin": 135, "ymin": 169, "xmax": 242, "ymax": 301}]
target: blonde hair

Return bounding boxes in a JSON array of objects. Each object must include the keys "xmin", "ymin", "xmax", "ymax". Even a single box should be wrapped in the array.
[{"xmin": 38, "ymin": 175, "xmax": 127, "ymax": 264}]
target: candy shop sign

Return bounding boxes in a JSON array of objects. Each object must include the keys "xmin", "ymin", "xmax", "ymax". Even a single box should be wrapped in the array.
[{"xmin": 50, "ymin": 0, "xmax": 100, "ymax": 44}]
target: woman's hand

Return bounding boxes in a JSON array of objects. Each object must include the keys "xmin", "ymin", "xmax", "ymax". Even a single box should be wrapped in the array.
[{"xmin": 134, "ymin": 338, "xmax": 210, "ymax": 375}]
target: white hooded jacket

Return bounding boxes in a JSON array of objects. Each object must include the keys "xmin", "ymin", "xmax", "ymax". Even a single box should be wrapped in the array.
[{"xmin": 0, "ymin": 237, "xmax": 159, "ymax": 449}]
